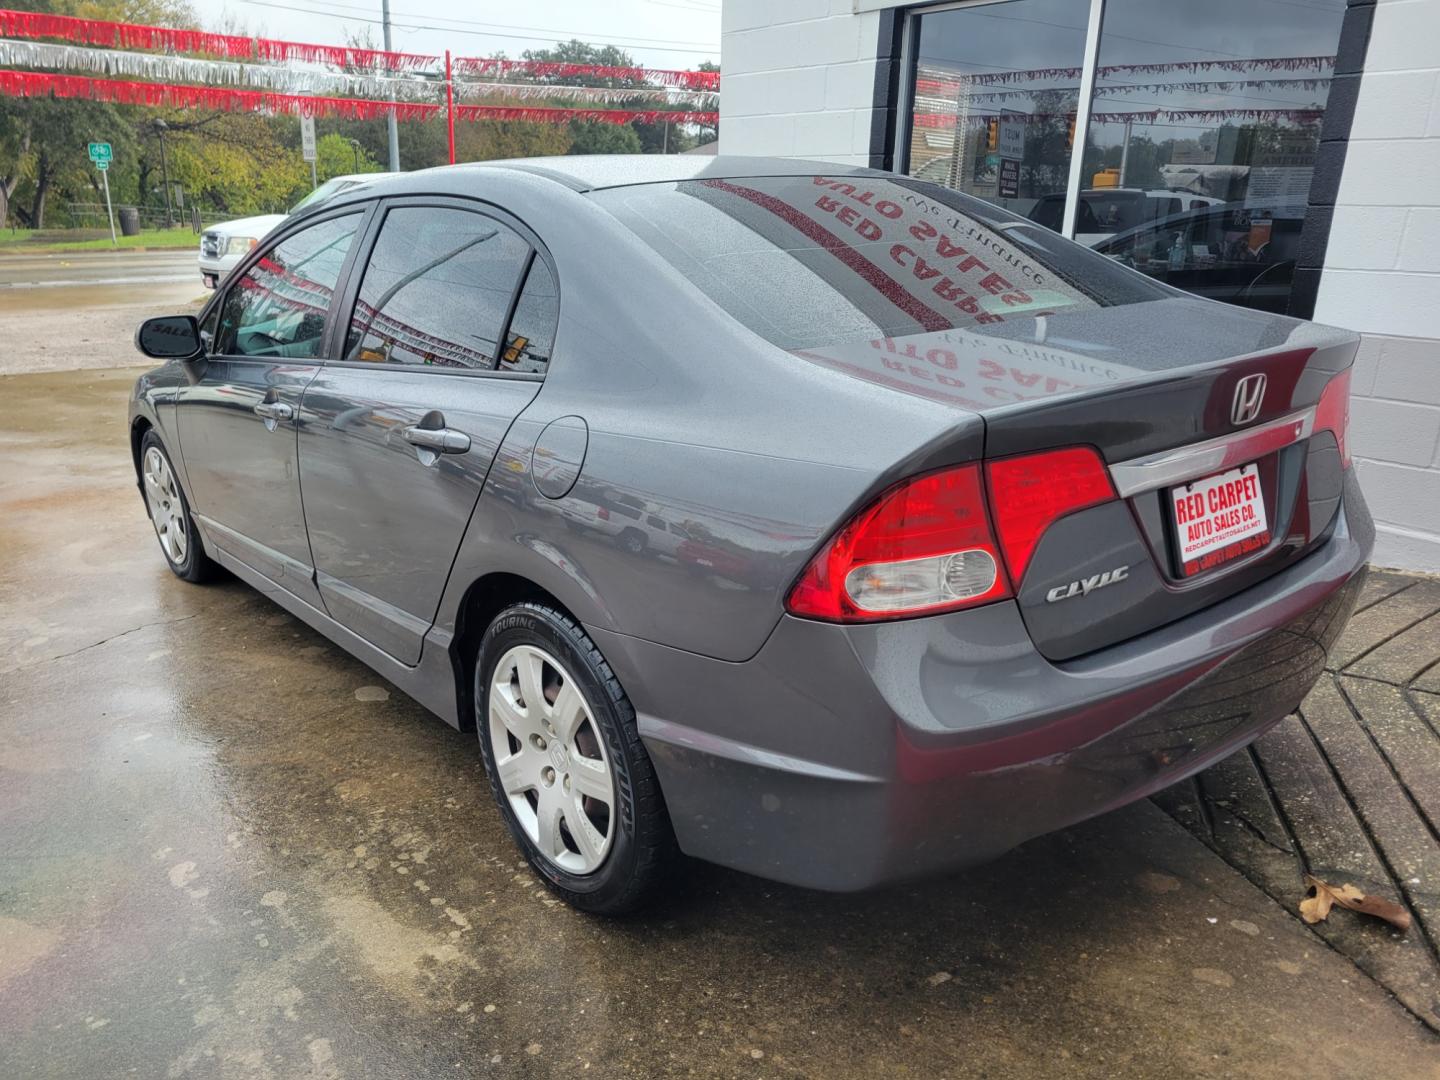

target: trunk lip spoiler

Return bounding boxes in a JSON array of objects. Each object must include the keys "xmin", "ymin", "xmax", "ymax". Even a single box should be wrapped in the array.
[{"xmin": 1108, "ymin": 406, "xmax": 1316, "ymax": 498}]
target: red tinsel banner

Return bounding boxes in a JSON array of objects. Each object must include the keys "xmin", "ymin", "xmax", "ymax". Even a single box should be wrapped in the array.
[
  {"xmin": 455, "ymin": 103, "xmax": 718, "ymax": 125},
  {"xmin": 915, "ymin": 76, "xmax": 1333, "ymax": 100},
  {"xmin": 917, "ymin": 55, "xmax": 1335, "ymax": 88},
  {"xmin": 0, "ymin": 70, "xmax": 716, "ymax": 126},
  {"xmin": 0, "ymin": 70, "xmax": 440, "ymax": 120},
  {"xmin": 910, "ymin": 107, "xmax": 1324, "ymax": 129},
  {"xmin": 251, "ymin": 37, "xmax": 436, "ymax": 71},
  {"xmin": 0, "ymin": 7, "xmax": 437, "ymax": 69},
  {"xmin": 454, "ymin": 57, "xmax": 718, "ymax": 92}
]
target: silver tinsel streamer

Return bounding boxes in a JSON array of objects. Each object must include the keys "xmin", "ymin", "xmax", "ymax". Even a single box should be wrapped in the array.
[
  {"xmin": 454, "ymin": 79, "xmax": 718, "ymax": 108},
  {"xmin": 0, "ymin": 39, "xmax": 721, "ymax": 108},
  {"xmin": 0, "ymin": 39, "xmax": 439, "ymax": 100}
]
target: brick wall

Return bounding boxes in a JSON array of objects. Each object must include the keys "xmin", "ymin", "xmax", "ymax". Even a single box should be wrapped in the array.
[
  {"xmin": 1314, "ymin": 0, "xmax": 1440, "ymax": 572},
  {"xmin": 720, "ymin": 0, "xmax": 886, "ymax": 165}
]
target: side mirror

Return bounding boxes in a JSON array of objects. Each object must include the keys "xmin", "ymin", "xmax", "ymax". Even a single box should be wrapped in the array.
[{"xmin": 135, "ymin": 315, "xmax": 204, "ymax": 361}]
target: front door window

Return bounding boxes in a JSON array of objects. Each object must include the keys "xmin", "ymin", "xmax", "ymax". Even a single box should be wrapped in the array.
[{"xmin": 215, "ymin": 213, "xmax": 362, "ymax": 358}]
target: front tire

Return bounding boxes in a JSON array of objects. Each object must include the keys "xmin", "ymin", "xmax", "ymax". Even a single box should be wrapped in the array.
[
  {"xmin": 617, "ymin": 528, "xmax": 647, "ymax": 556},
  {"xmin": 476, "ymin": 602, "xmax": 678, "ymax": 914},
  {"xmin": 139, "ymin": 430, "xmax": 218, "ymax": 584}
]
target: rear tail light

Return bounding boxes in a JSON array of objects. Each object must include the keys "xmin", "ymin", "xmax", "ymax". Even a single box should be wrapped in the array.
[
  {"xmin": 985, "ymin": 446, "xmax": 1116, "ymax": 585},
  {"xmin": 786, "ymin": 464, "xmax": 1011, "ymax": 622},
  {"xmin": 1314, "ymin": 367, "xmax": 1352, "ymax": 468},
  {"xmin": 787, "ymin": 447, "xmax": 1116, "ymax": 623},
  {"xmin": 597, "ymin": 506, "xmax": 610, "ymax": 520}
]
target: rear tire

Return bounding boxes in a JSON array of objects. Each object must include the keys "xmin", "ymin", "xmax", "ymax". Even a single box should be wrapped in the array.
[
  {"xmin": 475, "ymin": 602, "xmax": 678, "ymax": 915},
  {"xmin": 139, "ymin": 430, "xmax": 218, "ymax": 584},
  {"xmin": 618, "ymin": 528, "xmax": 647, "ymax": 556}
]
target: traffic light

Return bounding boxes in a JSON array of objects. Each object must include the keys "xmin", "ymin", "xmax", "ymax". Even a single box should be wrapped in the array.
[
  {"xmin": 1067, "ymin": 117, "xmax": 1076, "ymax": 148},
  {"xmin": 987, "ymin": 118, "xmax": 998, "ymax": 152}
]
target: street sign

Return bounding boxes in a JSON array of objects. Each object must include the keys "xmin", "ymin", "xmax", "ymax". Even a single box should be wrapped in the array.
[
  {"xmin": 997, "ymin": 112, "xmax": 1025, "ymax": 161},
  {"xmin": 997, "ymin": 157, "xmax": 1020, "ymax": 199},
  {"xmin": 300, "ymin": 115, "xmax": 316, "ymax": 162},
  {"xmin": 92, "ymin": 143, "xmax": 117, "ymax": 247}
]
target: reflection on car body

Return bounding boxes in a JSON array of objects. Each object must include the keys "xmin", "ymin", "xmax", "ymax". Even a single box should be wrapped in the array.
[{"xmin": 1092, "ymin": 204, "xmax": 1300, "ymax": 313}]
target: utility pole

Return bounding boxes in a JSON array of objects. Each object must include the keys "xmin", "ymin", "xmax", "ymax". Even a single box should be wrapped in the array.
[
  {"xmin": 152, "ymin": 118, "xmax": 173, "ymax": 228},
  {"xmin": 1118, "ymin": 119, "xmax": 1132, "ymax": 187},
  {"xmin": 382, "ymin": 0, "xmax": 400, "ymax": 171}
]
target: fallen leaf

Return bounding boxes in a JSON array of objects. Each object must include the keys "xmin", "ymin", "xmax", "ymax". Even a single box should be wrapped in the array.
[{"xmin": 1300, "ymin": 875, "xmax": 1412, "ymax": 932}]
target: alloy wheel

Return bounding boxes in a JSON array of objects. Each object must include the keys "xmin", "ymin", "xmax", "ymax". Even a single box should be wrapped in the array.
[
  {"xmin": 142, "ymin": 446, "xmax": 188, "ymax": 566},
  {"xmin": 488, "ymin": 644, "xmax": 617, "ymax": 874}
]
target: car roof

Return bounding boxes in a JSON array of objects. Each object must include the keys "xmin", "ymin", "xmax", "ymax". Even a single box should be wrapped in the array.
[{"xmin": 447, "ymin": 154, "xmax": 887, "ymax": 193}]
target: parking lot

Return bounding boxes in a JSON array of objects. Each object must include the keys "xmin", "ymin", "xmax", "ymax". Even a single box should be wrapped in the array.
[{"xmin": 2, "ymin": 252, "xmax": 1439, "ymax": 1078}]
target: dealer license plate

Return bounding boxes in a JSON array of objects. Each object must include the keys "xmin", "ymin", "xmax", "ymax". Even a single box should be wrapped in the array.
[{"xmin": 1170, "ymin": 463, "xmax": 1270, "ymax": 577}]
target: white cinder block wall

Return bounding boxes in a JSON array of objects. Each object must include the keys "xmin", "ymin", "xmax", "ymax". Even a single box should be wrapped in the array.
[
  {"xmin": 721, "ymin": 0, "xmax": 1440, "ymax": 572},
  {"xmin": 1314, "ymin": 0, "xmax": 1440, "ymax": 572},
  {"xmin": 720, "ymin": 1, "xmax": 886, "ymax": 165}
]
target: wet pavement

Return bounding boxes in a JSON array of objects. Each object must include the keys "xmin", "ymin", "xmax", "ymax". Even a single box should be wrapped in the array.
[
  {"xmin": 0, "ymin": 251, "xmax": 201, "ymax": 376},
  {"xmin": 3, "ymin": 367, "xmax": 1440, "ymax": 1079}
]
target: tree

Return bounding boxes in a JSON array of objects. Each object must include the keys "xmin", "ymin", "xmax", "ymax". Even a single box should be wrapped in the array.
[
  {"xmin": 566, "ymin": 119, "xmax": 642, "ymax": 155},
  {"xmin": 454, "ymin": 120, "xmax": 570, "ymax": 163},
  {"xmin": 315, "ymin": 131, "xmax": 379, "ymax": 179},
  {"xmin": 521, "ymin": 40, "xmax": 715, "ymax": 156},
  {"xmin": 0, "ymin": 0, "xmax": 198, "ymax": 226}
]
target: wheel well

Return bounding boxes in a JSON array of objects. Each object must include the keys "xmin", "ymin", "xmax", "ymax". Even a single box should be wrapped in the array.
[
  {"xmin": 130, "ymin": 417, "xmax": 152, "ymax": 480},
  {"xmin": 449, "ymin": 572, "xmax": 577, "ymax": 732}
]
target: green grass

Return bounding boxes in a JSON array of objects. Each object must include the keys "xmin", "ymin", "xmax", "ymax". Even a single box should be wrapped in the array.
[{"xmin": 0, "ymin": 228, "xmax": 200, "ymax": 253}]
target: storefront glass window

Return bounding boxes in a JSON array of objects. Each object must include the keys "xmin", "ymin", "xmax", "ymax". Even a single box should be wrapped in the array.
[
  {"xmin": 905, "ymin": 0, "xmax": 1088, "ymax": 221},
  {"xmin": 1078, "ymin": 0, "xmax": 1346, "ymax": 313}
]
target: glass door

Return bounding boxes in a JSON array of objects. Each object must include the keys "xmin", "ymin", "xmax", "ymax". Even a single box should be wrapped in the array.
[
  {"xmin": 904, "ymin": 0, "xmax": 1090, "ymax": 224},
  {"xmin": 1079, "ymin": 0, "xmax": 1346, "ymax": 314}
]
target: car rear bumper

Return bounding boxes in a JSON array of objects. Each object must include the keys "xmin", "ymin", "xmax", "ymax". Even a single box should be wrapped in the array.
[{"xmin": 591, "ymin": 472, "xmax": 1374, "ymax": 892}]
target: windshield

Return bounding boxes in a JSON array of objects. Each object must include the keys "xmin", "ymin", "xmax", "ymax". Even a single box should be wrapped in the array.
[{"xmin": 591, "ymin": 175, "xmax": 1171, "ymax": 352}]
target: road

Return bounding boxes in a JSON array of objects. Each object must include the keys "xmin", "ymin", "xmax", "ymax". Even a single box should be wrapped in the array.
[
  {"xmin": 1, "ymin": 367, "xmax": 1438, "ymax": 1078},
  {"xmin": 0, "ymin": 249, "xmax": 204, "ymax": 376}
]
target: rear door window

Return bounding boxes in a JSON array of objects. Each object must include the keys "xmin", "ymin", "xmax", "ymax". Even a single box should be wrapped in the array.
[
  {"xmin": 215, "ymin": 213, "xmax": 362, "ymax": 358},
  {"xmin": 498, "ymin": 256, "xmax": 559, "ymax": 375},
  {"xmin": 344, "ymin": 206, "xmax": 531, "ymax": 369}
]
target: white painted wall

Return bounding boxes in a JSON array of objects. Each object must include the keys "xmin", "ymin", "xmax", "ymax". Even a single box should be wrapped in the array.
[
  {"xmin": 720, "ymin": 0, "xmax": 886, "ymax": 165},
  {"xmin": 1315, "ymin": 0, "xmax": 1440, "ymax": 571}
]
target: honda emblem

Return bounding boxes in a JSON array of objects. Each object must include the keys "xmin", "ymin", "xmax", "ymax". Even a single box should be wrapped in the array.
[{"xmin": 1231, "ymin": 373, "xmax": 1267, "ymax": 426}]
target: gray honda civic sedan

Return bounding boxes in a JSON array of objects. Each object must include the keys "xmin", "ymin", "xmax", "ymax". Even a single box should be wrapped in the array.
[{"xmin": 130, "ymin": 156, "xmax": 1371, "ymax": 913}]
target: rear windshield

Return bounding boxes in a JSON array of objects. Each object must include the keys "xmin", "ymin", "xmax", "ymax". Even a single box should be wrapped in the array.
[{"xmin": 590, "ymin": 174, "xmax": 1171, "ymax": 351}]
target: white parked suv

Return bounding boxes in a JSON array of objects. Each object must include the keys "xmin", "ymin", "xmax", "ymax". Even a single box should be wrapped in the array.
[{"xmin": 198, "ymin": 173, "xmax": 388, "ymax": 288}]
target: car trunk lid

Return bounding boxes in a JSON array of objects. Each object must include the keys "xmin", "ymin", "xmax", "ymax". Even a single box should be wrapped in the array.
[
  {"xmin": 975, "ymin": 318, "xmax": 1357, "ymax": 662},
  {"xmin": 789, "ymin": 297, "xmax": 1357, "ymax": 660}
]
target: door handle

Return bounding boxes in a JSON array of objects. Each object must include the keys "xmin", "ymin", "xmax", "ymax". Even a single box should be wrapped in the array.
[
  {"xmin": 253, "ymin": 401, "xmax": 294, "ymax": 421},
  {"xmin": 403, "ymin": 426, "xmax": 470, "ymax": 454}
]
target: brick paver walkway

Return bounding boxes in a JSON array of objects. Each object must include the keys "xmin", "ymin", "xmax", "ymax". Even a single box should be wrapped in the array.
[{"xmin": 1156, "ymin": 569, "xmax": 1440, "ymax": 1029}]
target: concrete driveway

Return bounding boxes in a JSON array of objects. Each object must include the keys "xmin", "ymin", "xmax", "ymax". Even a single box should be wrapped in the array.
[{"xmin": 2, "ymin": 359, "xmax": 1439, "ymax": 1077}]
